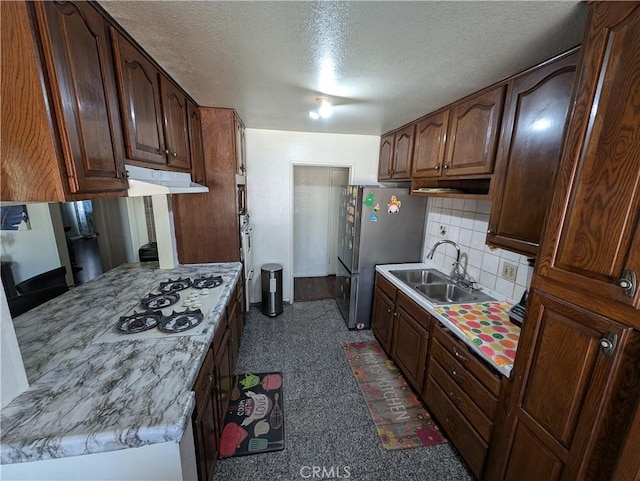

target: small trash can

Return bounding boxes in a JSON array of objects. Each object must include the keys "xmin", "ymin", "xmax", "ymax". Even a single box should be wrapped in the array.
[{"xmin": 261, "ymin": 263, "xmax": 283, "ymax": 317}]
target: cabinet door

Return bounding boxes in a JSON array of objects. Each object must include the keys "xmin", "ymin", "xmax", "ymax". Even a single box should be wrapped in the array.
[
  {"xmin": 187, "ymin": 100, "xmax": 206, "ymax": 185},
  {"xmin": 378, "ymin": 133, "xmax": 395, "ymax": 180},
  {"xmin": 160, "ymin": 75, "xmax": 191, "ymax": 170},
  {"xmin": 214, "ymin": 327, "xmax": 233, "ymax": 430},
  {"xmin": 412, "ymin": 111, "xmax": 449, "ymax": 178},
  {"xmin": 111, "ymin": 30, "xmax": 165, "ymax": 166},
  {"xmin": 536, "ymin": 4, "xmax": 640, "ymax": 312},
  {"xmin": 488, "ymin": 51, "xmax": 578, "ymax": 256},
  {"xmin": 192, "ymin": 349, "xmax": 217, "ymax": 481},
  {"xmin": 493, "ymin": 291, "xmax": 639, "ymax": 481},
  {"xmin": 392, "ymin": 124, "xmax": 415, "ymax": 180},
  {"xmin": 391, "ymin": 306, "xmax": 428, "ymax": 392},
  {"xmin": 444, "ymin": 86, "xmax": 505, "ymax": 176},
  {"xmin": 234, "ymin": 114, "xmax": 246, "ymax": 175},
  {"xmin": 371, "ymin": 286, "xmax": 395, "ymax": 353},
  {"xmin": 35, "ymin": 1, "xmax": 127, "ymax": 194}
]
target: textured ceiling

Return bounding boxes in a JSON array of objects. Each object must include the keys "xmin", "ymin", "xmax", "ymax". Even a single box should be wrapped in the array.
[{"xmin": 99, "ymin": 1, "xmax": 587, "ymax": 135}]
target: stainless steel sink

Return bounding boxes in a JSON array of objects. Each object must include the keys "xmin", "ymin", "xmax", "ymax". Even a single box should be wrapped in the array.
[
  {"xmin": 388, "ymin": 268, "xmax": 496, "ymax": 305},
  {"xmin": 389, "ymin": 269, "xmax": 449, "ymax": 285}
]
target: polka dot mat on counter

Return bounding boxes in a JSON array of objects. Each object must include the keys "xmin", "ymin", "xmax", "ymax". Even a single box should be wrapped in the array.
[{"xmin": 433, "ymin": 301, "xmax": 520, "ymax": 368}]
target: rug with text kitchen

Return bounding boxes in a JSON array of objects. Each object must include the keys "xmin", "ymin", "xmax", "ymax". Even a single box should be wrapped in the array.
[
  {"xmin": 342, "ymin": 341, "xmax": 446, "ymax": 450},
  {"xmin": 220, "ymin": 372, "xmax": 284, "ymax": 457}
]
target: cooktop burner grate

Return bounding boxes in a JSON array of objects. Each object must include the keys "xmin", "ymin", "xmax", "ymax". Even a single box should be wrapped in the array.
[
  {"xmin": 117, "ymin": 310, "xmax": 162, "ymax": 333},
  {"xmin": 158, "ymin": 308, "xmax": 204, "ymax": 333},
  {"xmin": 159, "ymin": 277, "xmax": 192, "ymax": 293},
  {"xmin": 140, "ymin": 292, "xmax": 180, "ymax": 310},
  {"xmin": 193, "ymin": 275, "xmax": 223, "ymax": 289}
]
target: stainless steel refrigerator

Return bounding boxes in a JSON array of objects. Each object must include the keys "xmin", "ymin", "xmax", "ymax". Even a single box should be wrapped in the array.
[{"xmin": 336, "ymin": 186, "xmax": 427, "ymax": 329}]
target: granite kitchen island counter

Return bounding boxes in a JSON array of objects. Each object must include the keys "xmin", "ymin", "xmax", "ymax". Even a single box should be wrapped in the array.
[{"xmin": 1, "ymin": 262, "xmax": 242, "ymax": 467}]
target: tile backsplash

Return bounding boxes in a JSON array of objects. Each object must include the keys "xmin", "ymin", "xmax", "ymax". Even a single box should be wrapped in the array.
[{"xmin": 422, "ymin": 197, "xmax": 533, "ymax": 303}]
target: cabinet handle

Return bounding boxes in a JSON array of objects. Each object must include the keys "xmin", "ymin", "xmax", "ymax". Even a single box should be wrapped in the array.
[
  {"xmin": 171, "ymin": 151, "xmax": 178, "ymax": 158},
  {"xmin": 453, "ymin": 348, "xmax": 468, "ymax": 362},
  {"xmin": 600, "ymin": 332, "xmax": 618, "ymax": 355},
  {"xmin": 434, "ymin": 164, "xmax": 440, "ymax": 171},
  {"xmin": 121, "ymin": 168, "xmax": 129, "ymax": 182},
  {"xmin": 448, "ymin": 391, "xmax": 462, "ymax": 405},
  {"xmin": 164, "ymin": 149, "xmax": 170, "ymax": 156},
  {"xmin": 444, "ymin": 163, "xmax": 450, "ymax": 170},
  {"xmin": 195, "ymin": 177, "xmax": 202, "ymax": 183},
  {"xmin": 487, "ymin": 226, "xmax": 496, "ymax": 236},
  {"xmin": 387, "ymin": 308, "xmax": 392, "ymax": 314},
  {"xmin": 445, "ymin": 416, "xmax": 457, "ymax": 431},
  {"xmin": 451, "ymin": 368, "xmax": 465, "ymax": 383},
  {"xmin": 617, "ymin": 270, "xmax": 637, "ymax": 297}
]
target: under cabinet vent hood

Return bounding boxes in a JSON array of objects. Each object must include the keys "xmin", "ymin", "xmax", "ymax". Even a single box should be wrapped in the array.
[{"xmin": 125, "ymin": 165, "xmax": 208, "ymax": 197}]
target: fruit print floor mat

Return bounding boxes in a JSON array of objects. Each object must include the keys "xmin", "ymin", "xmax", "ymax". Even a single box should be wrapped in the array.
[
  {"xmin": 342, "ymin": 341, "xmax": 447, "ymax": 451},
  {"xmin": 220, "ymin": 372, "xmax": 284, "ymax": 457}
]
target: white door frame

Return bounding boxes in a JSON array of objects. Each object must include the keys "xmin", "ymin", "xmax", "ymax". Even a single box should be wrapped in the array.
[{"xmin": 289, "ymin": 162, "xmax": 353, "ymax": 304}]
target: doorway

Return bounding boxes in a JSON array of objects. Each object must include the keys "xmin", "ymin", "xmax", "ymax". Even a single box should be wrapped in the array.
[{"xmin": 293, "ymin": 166, "xmax": 349, "ymax": 302}]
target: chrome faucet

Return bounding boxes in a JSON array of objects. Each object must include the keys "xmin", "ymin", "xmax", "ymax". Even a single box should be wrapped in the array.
[{"xmin": 426, "ymin": 240, "xmax": 461, "ymax": 264}]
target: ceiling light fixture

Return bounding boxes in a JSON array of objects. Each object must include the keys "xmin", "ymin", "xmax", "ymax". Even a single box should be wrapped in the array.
[{"xmin": 309, "ymin": 97, "xmax": 333, "ymax": 119}]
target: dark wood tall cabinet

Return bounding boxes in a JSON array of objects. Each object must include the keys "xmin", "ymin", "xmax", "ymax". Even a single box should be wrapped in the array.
[
  {"xmin": 487, "ymin": 4, "xmax": 640, "ymax": 480},
  {"xmin": 173, "ymin": 108, "xmax": 245, "ymax": 264}
]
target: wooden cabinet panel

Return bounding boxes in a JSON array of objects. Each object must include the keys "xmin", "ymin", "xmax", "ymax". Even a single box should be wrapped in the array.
[
  {"xmin": 111, "ymin": 29, "xmax": 165, "ymax": 166},
  {"xmin": 214, "ymin": 326, "xmax": 232, "ymax": 430},
  {"xmin": 35, "ymin": 0, "xmax": 127, "ymax": 195},
  {"xmin": 391, "ymin": 124, "xmax": 415, "ymax": 180},
  {"xmin": 378, "ymin": 133, "xmax": 395, "ymax": 180},
  {"xmin": 536, "ymin": 3, "xmax": 640, "ymax": 312},
  {"xmin": 234, "ymin": 114, "xmax": 246, "ymax": 175},
  {"xmin": 503, "ymin": 421, "xmax": 564, "ymax": 481},
  {"xmin": 491, "ymin": 291, "xmax": 640, "ymax": 480},
  {"xmin": 391, "ymin": 303, "xmax": 428, "ymax": 392},
  {"xmin": 488, "ymin": 50, "xmax": 579, "ymax": 256},
  {"xmin": 187, "ymin": 100, "xmax": 206, "ymax": 185},
  {"xmin": 412, "ymin": 111, "xmax": 449, "ymax": 178},
  {"xmin": 444, "ymin": 86, "xmax": 505, "ymax": 176},
  {"xmin": 371, "ymin": 285, "xmax": 396, "ymax": 353},
  {"xmin": 160, "ymin": 75, "xmax": 190, "ymax": 170},
  {"xmin": 192, "ymin": 348, "xmax": 217, "ymax": 481}
]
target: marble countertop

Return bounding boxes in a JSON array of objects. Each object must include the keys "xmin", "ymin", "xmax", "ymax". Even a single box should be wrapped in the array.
[
  {"xmin": 376, "ymin": 263, "xmax": 520, "ymax": 377},
  {"xmin": 1, "ymin": 262, "xmax": 241, "ymax": 465}
]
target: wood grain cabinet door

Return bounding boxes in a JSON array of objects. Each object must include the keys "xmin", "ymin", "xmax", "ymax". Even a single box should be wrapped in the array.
[
  {"xmin": 536, "ymin": 4, "xmax": 640, "ymax": 312},
  {"xmin": 111, "ymin": 29, "xmax": 165, "ymax": 166},
  {"xmin": 35, "ymin": 1, "xmax": 127, "ymax": 194},
  {"xmin": 234, "ymin": 113, "xmax": 246, "ymax": 175},
  {"xmin": 371, "ymin": 286, "xmax": 395, "ymax": 353},
  {"xmin": 160, "ymin": 75, "xmax": 191, "ymax": 170},
  {"xmin": 391, "ymin": 306, "xmax": 428, "ymax": 392},
  {"xmin": 412, "ymin": 111, "xmax": 449, "ymax": 178},
  {"xmin": 444, "ymin": 86, "xmax": 505, "ymax": 176},
  {"xmin": 378, "ymin": 133, "xmax": 395, "ymax": 181},
  {"xmin": 492, "ymin": 291, "xmax": 640, "ymax": 481},
  {"xmin": 392, "ymin": 124, "xmax": 415, "ymax": 180},
  {"xmin": 187, "ymin": 100, "xmax": 206, "ymax": 185},
  {"xmin": 487, "ymin": 50, "xmax": 579, "ymax": 257}
]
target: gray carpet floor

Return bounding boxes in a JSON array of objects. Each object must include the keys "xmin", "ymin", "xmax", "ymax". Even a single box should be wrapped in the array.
[{"xmin": 213, "ymin": 300, "xmax": 475, "ymax": 481}]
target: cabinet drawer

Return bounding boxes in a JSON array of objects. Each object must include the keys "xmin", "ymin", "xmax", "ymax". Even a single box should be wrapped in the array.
[
  {"xmin": 425, "ymin": 375, "xmax": 488, "ymax": 479},
  {"xmin": 193, "ymin": 348, "xmax": 214, "ymax": 410},
  {"xmin": 376, "ymin": 273, "xmax": 397, "ymax": 300},
  {"xmin": 431, "ymin": 338, "xmax": 498, "ymax": 420},
  {"xmin": 433, "ymin": 322, "xmax": 501, "ymax": 396},
  {"xmin": 430, "ymin": 358, "xmax": 493, "ymax": 442},
  {"xmin": 397, "ymin": 290, "xmax": 431, "ymax": 331}
]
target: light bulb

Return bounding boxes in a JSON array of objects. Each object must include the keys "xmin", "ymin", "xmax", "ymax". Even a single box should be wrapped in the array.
[
  {"xmin": 309, "ymin": 110, "xmax": 320, "ymax": 119},
  {"xmin": 318, "ymin": 99, "xmax": 332, "ymax": 118}
]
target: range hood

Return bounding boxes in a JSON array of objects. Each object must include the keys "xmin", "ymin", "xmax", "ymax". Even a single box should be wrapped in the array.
[{"xmin": 125, "ymin": 165, "xmax": 208, "ymax": 197}]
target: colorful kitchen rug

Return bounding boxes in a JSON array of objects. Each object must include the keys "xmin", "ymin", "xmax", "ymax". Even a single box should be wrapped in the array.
[
  {"xmin": 342, "ymin": 341, "xmax": 447, "ymax": 451},
  {"xmin": 219, "ymin": 372, "xmax": 285, "ymax": 458}
]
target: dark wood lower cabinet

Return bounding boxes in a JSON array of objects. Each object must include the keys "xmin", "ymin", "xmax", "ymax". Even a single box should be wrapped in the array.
[
  {"xmin": 371, "ymin": 274, "xmax": 398, "ymax": 352},
  {"xmin": 192, "ymin": 280, "xmax": 244, "ymax": 481}
]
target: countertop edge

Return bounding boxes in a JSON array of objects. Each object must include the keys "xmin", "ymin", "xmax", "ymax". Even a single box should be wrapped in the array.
[{"xmin": 375, "ymin": 263, "xmax": 514, "ymax": 378}]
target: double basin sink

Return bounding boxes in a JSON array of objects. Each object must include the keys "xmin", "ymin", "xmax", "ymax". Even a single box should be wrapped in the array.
[{"xmin": 389, "ymin": 269, "xmax": 496, "ymax": 305}]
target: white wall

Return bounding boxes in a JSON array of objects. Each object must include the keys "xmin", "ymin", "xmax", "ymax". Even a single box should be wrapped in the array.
[
  {"xmin": 0, "ymin": 203, "xmax": 64, "ymax": 284},
  {"xmin": 246, "ymin": 129, "xmax": 380, "ymax": 303},
  {"xmin": 423, "ymin": 197, "xmax": 534, "ymax": 303}
]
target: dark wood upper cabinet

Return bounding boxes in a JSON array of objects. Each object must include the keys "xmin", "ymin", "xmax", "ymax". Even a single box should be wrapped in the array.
[
  {"xmin": 392, "ymin": 125, "xmax": 415, "ymax": 180},
  {"xmin": 487, "ymin": 50, "xmax": 579, "ymax": 257},
  {"xmin": 490, "ymin": 291, "xmax": 640, "ymax": 481},
  {"xmin": 34, "ymin": 0, "xmax": 127, "ymax": 195},
  {"xmin": 536, "ymin": 3, "xmax": 640, "ymax": 313},
  {"xmin": 444, "ymin": 86, "xmax": 505, "ymax": 177},
  {"xmin": 412, "ymin": 110, "xmax": 449, "ymax": 178},
  {"xmin": 160, "ymin": 75, "xmax": 191, "ymax": 170},
  {"xmin": 378, "ymin": 133, "xmax": 395, "ymax": 180},
  {"xmin": 111, "ymin": 29, "xmax": 165, "ymax": 166},
  {"xmin": 187, "ymin": 100, "xmax": 206, "ymax": 185}
]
